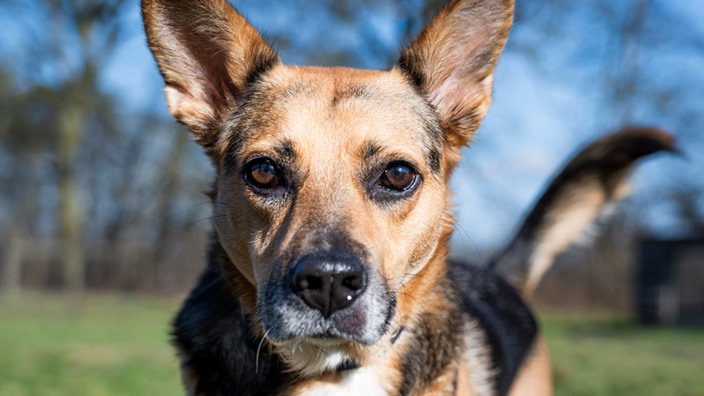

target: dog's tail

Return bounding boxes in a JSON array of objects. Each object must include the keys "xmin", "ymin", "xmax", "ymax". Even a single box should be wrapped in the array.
[{"xmin": 490, "ymin": 126, "xmax": 677, "ymax": 298}]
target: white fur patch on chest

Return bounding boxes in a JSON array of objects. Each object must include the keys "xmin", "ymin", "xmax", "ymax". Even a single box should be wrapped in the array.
[{"xmin": 294, "ymin": 366, "xmax": 388, "ymax": 396}]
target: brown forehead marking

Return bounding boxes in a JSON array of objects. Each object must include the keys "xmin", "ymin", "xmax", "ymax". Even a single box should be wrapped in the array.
[
  {"xmin": 274, "ymin": 139, "xmax": 295, "ymax": 161},
  {"xmin": 330, "ymin": 83, "xmax": 375, "ymax": 108},
  {"xmin": 361, "ymin": 141, "xmax": 382, "ymax": 162},
  {"xmin": 222, "ymin": 65, "xmax": 444, "ymax": 174}
]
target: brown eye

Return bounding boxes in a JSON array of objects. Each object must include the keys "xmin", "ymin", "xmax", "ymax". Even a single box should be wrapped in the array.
[
  {"xmin": 244, "ymin": 158, "xmax": 282, "ymax": 189},
  {"xmin": 380, "ymin": 162, "xmax": 416, "ymax": 191}
]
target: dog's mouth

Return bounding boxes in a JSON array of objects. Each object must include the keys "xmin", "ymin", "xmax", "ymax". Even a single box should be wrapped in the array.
[
  {"xmin": 303, "ymin": 335, "xmax": 348, "ymax": 345},
  {"xmin": 258, "ymin": 251, "xmax": 395, "ymax": 345},
  {"xmin": 259, "ymin": 289, "xmax": 394, "ymax": 345},
  {"xmin": 299, "ymin": 331, "xmax": 354, "ymax": 345}
]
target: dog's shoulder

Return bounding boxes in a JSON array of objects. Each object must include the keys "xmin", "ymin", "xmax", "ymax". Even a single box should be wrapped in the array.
[
  {"xmin": 449, "ymin": 261, "xmax": 539, "ymax": 395},
  {"xmin": 173, "ymin": 254, "xmax": 292, "ymax": 395}
]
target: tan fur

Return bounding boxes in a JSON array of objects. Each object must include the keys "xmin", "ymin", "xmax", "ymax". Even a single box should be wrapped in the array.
[
  {"xmin": 210, "ymin": 66, "xmax": 451, "ymax": 308},
  {"xmin": 141, "ymin": 1, "xmax": 569, "ymax": 395},
  {"xmin": 456, "ymin": 357, "xmax": 477, "ymax": 396},
  {"xmin": 492, "ymin": 127, "xmax": 677, "ymax": 298},
  {"xmin": 524, "ymin": 183, "xmax": 605, "ymax": 296},
  {"xmin": 508, "ymin": 337, "xmax": 552, "ymax": 396}
]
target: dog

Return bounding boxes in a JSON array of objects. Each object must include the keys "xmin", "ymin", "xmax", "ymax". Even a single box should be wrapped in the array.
[{"xmin": 142, "ymin": 0, "xmax": 676, "ymax": 394}]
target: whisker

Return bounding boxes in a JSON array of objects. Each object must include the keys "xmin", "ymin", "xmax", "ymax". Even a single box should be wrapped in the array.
[
  {"xmin": 454, "ymin": 222, "xmax": 482, "ymax": 263},
  {"xmin": 190, "ymin": 214, "xmax": 227, "ymax": 227},
  {"xmin": 189, "ymin": 201, "xmax": 217, "ymax": 209},
  {"xmin": 256, "ymin": 330, "xmax": 270, "ymax": 374},
  {"xmin": 312, "ymin": 344, "xmax": 329, "ymax": 356}
]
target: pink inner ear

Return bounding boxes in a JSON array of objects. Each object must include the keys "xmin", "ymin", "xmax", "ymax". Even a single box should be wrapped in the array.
[
  {"xmin": 164, "ymin": 84, "xmax": 217, "ymax": 130},
  {"xmin": 431, "ymin": 71, "xmax": 493, "ymax": 111},
  {"xmin": 423, "ymin": 15, "xmax": 498, "ymax": 116}
]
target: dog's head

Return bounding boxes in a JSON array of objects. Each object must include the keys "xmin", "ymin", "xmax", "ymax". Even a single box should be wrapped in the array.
[{"xmin": 144, "ymin": 0, "xmax": 513, "ymax": 376}]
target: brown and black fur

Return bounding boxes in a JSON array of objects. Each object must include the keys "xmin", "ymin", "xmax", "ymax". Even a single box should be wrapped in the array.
[
  {"xmin": 142, "ymin": 0, "xmax": 675, "ymax": 395},
  {"xmin": 491, "ymin": 127, "xmax": 678, "ymax": 297}
]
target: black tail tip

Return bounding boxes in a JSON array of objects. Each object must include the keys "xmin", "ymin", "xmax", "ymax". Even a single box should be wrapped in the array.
[{"xmin": 614, "ymin": 126, "xmax": 679, "ymax": 157}]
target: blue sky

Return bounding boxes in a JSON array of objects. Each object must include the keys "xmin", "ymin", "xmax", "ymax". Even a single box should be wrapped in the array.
[
  {"xmin": 95, "ymin": 1, "xmax": 573, "ymax": 250},
  {"xmin": 97, "ymin": 0, "xmax": 704, "ymax": 250},
  {"xmin": 3, "ymin": 0, "xmax": 701, "ymax": 252}
]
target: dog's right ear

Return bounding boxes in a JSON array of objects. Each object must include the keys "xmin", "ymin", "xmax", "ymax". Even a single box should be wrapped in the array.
[{"xmin": 142, "ymin": 0, "xmax": 279, "ymax": 155}]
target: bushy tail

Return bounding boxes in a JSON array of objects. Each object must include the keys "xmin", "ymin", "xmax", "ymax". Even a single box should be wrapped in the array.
[{"xmin": 490, "ymin": 127, "xmax": 677, "ymax": 297}]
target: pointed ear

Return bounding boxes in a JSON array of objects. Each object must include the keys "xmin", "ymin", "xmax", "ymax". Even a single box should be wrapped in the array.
[
  {"xmin": 399, "ymin": 0, "xmax": 513, "ymax": 148},
  {"xmin": 142, "ymin": 0, "xmax": 279, "ymax": 154}
]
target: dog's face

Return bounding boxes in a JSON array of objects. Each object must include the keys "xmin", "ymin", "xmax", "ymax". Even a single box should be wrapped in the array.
[
  {"xmin": 213, "ymin": 67, "xmax": 449, "ymax": 372},
  {"xmin": 144, "ymin": 0, "xmax": 513, "ymax": 376}
]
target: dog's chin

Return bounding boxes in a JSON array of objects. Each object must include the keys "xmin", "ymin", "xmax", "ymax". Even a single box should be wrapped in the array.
[
  {"xmin": 263, "ymin": 309, "xmax": 391, "ymax": 376},
  {"xmin": 272, "ymin": 338, "xmax": 362, "ymax": 378}
]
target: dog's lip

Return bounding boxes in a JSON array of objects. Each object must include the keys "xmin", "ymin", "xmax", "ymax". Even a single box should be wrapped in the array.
[
  {"xmin": 303, "ymin": 336, "xmax": 348, "ymax": 347},
  {"xmin": 267, "ymin": 331, "xmax": 350, "ymax": 347}
]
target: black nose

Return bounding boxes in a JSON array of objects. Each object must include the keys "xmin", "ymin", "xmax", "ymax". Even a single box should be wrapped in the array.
[{"xmin": 290, "ymin": 254, "xmax": 367, "ymax": 318}]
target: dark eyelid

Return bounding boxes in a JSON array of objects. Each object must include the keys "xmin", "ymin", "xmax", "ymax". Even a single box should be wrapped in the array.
[
  {"xmin": 366, "ymin": 160, "xmax": 422, "ymax": 202},
  {"xmin": 243, "ymin": 157, "xmax": 289, "ymax": 196}
]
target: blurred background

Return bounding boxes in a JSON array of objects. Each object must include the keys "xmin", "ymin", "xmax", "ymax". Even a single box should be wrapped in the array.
[{"xmin": 0, "ymin": 0, "xmax": 703, "ymax": 395}]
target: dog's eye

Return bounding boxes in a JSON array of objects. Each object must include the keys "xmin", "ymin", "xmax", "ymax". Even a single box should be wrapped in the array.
[
  {"xmin": 369, "ymin": 161, "xmax": 421, "ymax": 202},
  {"xmin": 379, "ymin": 162, "xmax": 417, "ymax": 191},
  {"xmin": 244, "ymin": 158, "xmax": 282, "ymax": 190}
]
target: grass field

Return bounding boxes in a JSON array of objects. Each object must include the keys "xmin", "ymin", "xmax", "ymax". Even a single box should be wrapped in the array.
[{"xmin": 1, "ymin": 294, "xmax": 703, "ymax": 395}]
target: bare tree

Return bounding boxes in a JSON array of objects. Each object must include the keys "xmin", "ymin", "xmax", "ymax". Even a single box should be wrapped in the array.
[{"xmin": 1, "ymin": 0, "xmax": 127, "ymax": 291}]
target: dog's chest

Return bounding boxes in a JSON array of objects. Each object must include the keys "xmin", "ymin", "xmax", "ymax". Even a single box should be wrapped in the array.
[{"xmin": 290, "ymin": 366, "xmax": 388, "ymax": 396}]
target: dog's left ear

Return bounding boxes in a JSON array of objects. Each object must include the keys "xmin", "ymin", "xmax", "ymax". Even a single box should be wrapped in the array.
[{"xmin": 399, "ymin": 0, "xmax": 514, "ymax": 149}]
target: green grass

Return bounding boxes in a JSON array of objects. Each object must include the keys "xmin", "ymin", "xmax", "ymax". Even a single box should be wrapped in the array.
[
  {"xmin": 0, "ymin": 294, "xmax": 182, "ymax": 396},
  {"xmin": 543, "ymin": 315, "xmax": 704, "ymax": 396},
  {"xmin": 1, "ymin": 294, "xmax": 702, "ymax": 395}
]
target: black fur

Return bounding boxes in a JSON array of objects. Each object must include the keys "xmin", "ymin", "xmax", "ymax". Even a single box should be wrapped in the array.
[
  {"xmin": 173, "ymin": 240, "xmax": 537, "ymax": 395},
  {"xmin": 398, "ymin": 276, "xmax": 465, "ymax": 395},
  {"xmin": 172, "ymin": 247, "xmax": 294, "ymax": 395},
  {"xmin": 450, "ymin": 261, "xmax": 538, "ymax": 396}
]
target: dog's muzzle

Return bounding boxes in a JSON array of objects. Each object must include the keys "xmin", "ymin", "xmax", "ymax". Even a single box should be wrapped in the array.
[
  {"xmin": 289, "ymin": 253, "xmax": 367, "ymax": 318},
  {"xmin": 259, "ymin": 249, "xmax": 393, "ymax": 345}
]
